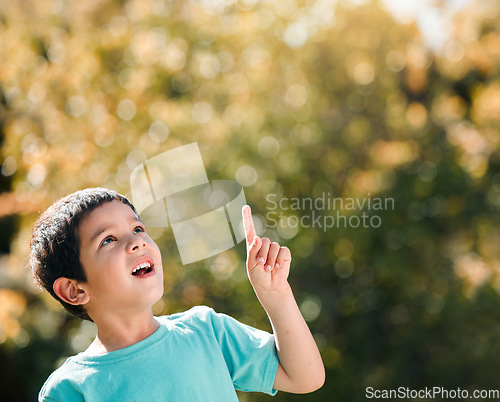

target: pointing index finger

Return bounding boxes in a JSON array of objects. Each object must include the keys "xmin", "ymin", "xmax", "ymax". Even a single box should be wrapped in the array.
[{"xmin": 242, "ymin": 205, "xmax": 256, "ymax": 245}]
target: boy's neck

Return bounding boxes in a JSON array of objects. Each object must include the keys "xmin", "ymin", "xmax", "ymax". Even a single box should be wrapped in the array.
[{"xmin": 86, "ymin": 309, "xmax": 160, "ymax": 354}]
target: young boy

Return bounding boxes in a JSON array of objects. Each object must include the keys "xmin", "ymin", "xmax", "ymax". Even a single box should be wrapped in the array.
[{"xmin": 30, "ymin": 188, "xmax": 325, "ymax": 401}]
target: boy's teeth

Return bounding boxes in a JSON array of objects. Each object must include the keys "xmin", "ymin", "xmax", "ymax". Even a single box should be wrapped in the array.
[{"xmin": 132, "ymin": 262, "xmax": 151, "ymax": 274}]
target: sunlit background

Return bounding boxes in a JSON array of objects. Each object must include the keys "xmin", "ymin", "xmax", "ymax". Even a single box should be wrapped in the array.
[{"xmin": 1, "ymin": 0, "xmax": 500, "ymax": 400}]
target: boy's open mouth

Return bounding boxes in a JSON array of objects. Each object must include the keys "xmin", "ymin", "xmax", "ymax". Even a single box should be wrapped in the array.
[{"xmin": 131, "ymin": 261, "xmax": 154, "ymax": 277}]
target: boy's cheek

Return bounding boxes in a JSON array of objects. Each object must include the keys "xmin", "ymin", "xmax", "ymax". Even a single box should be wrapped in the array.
[{"xmin": 147, "ymin": 237, "xmax": 161, "ymax": 252}]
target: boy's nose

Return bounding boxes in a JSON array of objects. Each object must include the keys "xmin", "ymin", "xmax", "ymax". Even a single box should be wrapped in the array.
[{"xmin": 127, "ymin": 236, "xmax": 147, "ymax": 253}]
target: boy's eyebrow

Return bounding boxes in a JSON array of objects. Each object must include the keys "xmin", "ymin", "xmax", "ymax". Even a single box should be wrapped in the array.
[
  {"xmin": 90, "ymin": 224, "xmax": 113, "ymax": 244},
  {"xmin": 89, "ymin": 215, "xmax": 143, "ymax": 244}
]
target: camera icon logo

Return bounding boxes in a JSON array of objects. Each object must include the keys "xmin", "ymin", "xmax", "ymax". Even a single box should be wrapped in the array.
[{"xmin": 130, "ymin": 143, "xmax": 247, "ymax": 264}]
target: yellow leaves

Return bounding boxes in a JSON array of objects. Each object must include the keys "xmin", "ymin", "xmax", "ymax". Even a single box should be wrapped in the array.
[
  {"xmin": 455, "ymin": 254, "xmax": 491, "ymax": 287},
  {"xmin": 369, "ymin": 140, "xmax": 419, "ymax": 168},
  {"xmin": 405, "ymin": 102, "xmax": 428, "ymax": 129},
  {"xmin": 130, "ymin": 28, "xmax": 169, "ymax": 67},
  {"xmin": 404, "ymin": 67, "xmax": 428, "ymax": 95},
  {"xmin": 448, "ymin": 220, "xmax": 500, "ymax": 298},
  {"xmin": 465, "ymin": 34, "xmax": 499, "ymax": 76},
  {"xmin": 446, "ymin": 122, "xmax": 493, "ymax": 178},
  {"xmin": 346, "ymin": 169, "xmax": 394, "ymax": 196},
  {"xmin": 352, "ymin": 62, "xmax": 375, "ymax": 85},
  {"xmin": 403, "ymin": 42, "xmax": 431, "ymax": 94},
  {"xmin": 284, "ymin": 84, "xmax": 309, "ymax": 108},
  {"xmin": 345, "ymin": 53, "xmax": 376, "ymax": 86},
  {"xmin": 453, "ymin": 253, "xmax": 500, "ymax": 299},
  {"xmin": 435, "ymin": 78, "xmax": 500, "ymax": 179},
  {"xmin": 471, "ymin": 80, "xmax": 500, "ymax": 124},
  {"xmin": 431, "ymin": 94, "xmax": 467, "ymax": 127},
  {"xmin": 0, "ymin": 289, "xmax": 27, "ymax": 343},
  {"xmin": 159, "ymin": 38, "xmax": 189, "ymax": 72}
]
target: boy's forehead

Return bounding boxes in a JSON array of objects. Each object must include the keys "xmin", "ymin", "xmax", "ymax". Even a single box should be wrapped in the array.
[{"xmin": 86, "ymin": 199, "xmax": 137, "ymax": 220}]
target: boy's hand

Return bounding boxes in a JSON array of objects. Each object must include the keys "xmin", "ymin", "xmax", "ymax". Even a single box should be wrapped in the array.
[
  {"xmin": 242, "ymin": 205, "xmax": 325, "ymax": 394},
  {"xmin": 242, "ymin": 205, "xmax": 292, "ymax": 295}
]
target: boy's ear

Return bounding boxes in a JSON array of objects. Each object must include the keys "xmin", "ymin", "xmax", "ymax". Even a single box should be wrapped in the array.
[{"xmin": 53, "ymin": 277, "xmax": 90, "ymax": 306}]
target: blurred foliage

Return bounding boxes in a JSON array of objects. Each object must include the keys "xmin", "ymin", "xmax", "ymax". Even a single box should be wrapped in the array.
[{"xmin": 1, "ymin": 0, "xmax": 500, "ymax": 401}]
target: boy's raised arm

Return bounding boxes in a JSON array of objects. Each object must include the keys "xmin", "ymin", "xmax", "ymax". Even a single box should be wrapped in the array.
[{"xmin": 242, "ymin": 205, "xmax": 325, "ymax": 394}]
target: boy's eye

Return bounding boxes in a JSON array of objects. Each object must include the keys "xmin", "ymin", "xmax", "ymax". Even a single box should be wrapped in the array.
[
  {"xmin": 134, "ymin": 226, "xmax": 145, "ymax": 234},
  {"xmin": 101, "ymin": 236, "xmax": 114, "ymax": 247}
]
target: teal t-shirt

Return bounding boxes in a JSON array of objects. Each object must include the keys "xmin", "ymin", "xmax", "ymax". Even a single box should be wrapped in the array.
[{"xmin": 39, "ymin": 306, "xmax": 279, "ymax": 401}]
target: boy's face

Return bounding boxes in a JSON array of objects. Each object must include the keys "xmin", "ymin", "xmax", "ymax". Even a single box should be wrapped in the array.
[{"xmin": 77, "ymin": 200, "xmax": 164, "ymax": 318}]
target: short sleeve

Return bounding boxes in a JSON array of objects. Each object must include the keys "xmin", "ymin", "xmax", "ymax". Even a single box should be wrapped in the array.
[{"xmin": 207, "ymin": 308, "xmax": 279, "ymax": 396}]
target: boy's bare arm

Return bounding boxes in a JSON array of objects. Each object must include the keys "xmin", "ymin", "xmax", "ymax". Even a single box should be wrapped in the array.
[{"xmin": 242, "ymin": 206, "xmax": 325, "ymax": 393}]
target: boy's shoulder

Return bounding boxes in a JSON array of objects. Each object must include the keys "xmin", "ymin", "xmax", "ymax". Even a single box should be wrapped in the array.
[
  {"xmin": 38, "ymin": 355, "xmax": 93, "ymax": 400},
  {"xmin": 165, "ymin": 304, "xmax": 214, "ymax": 321},
  {"xmin": 164, "ymin": 305, "xmax": 254, "ymax": 333},
  {"xmin": 155, "ymin": 305, "xmax": 216, "ymax": 329}
]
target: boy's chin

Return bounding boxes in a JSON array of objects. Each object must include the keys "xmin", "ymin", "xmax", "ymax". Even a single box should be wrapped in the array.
[{"xmin": 151, "ymin": 287, "xmax": 165, "ymax": 305}]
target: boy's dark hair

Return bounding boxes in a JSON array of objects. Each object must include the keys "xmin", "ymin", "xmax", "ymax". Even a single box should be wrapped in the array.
[{"xmin": 29, "ymin": 188, "xmax": 138, "ymax": 321}]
